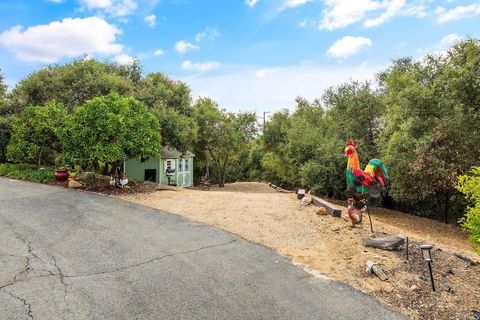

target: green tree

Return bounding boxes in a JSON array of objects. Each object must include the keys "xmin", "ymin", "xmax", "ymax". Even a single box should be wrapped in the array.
[
  {"xmin": 153, "ymin": 107, "xmax": 197, "ymax": 152},
  {"xmin": 456, "ymin": 167, "xmax": 480, "ymax": 252},
  {"xmin": 0, "ymin": 69, "xmax": 6, "ymax": 101},
  {"xmin": 0, "ymin": 69, "xmax": 10, "ymax": 162},
  {"xmin": 193, "ymin": 97, "xmax": 257, "ymax": 187},
  {"xmin": 7, "ymin": 103, "xmax": 67, "ymax": 168},
  {"xmin": 62, "ymin": 93, "xmax": 161, "ymax": 176},
  {"xmin": 136, "ymin": 72, "xmax": 196, "ymax": 152},
  {"xmin": 136, "ymin": 72, "xmax": 192, "ymax": 115},
  {"xmin": 378, "ymin": 40, "xmax": 480, "ymax": 220},
  {"xmin": 10, "ymin": 59, "xmax": 136, "ymax": 112}
]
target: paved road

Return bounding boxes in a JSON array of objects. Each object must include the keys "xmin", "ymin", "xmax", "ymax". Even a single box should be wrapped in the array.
[{"xmin": 0, "ymin": 178, "xmax": 406, "ymax": 320}]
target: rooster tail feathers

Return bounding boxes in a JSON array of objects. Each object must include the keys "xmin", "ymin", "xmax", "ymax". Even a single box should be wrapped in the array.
[{"xmin": 366, "ymin": 159, "xmax": 390, "ymax": 186}]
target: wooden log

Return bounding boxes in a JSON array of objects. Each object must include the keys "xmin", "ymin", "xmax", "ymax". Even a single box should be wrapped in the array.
[
  {"xmin": 366, "ymin": 261, "xmax": 388, "ymax": 281},
  {"xmin": 311, "ymin": 196, "xmax": 342, "ymax": 217},
  {"xmin": 362, "ymin": 234, "xmax": 405, "ymax": 251}
]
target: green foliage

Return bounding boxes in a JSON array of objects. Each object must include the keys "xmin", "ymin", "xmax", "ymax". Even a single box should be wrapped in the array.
[
  {"xmin": 7, "ymin": 103, "xmax": 66, "ymax": 168},
  {"xmin": 378, "ymin": 40, "xmax": 480, "ymax": 219},
  {"xmin": 0, "ymin": 116, "xmax": 11, "ymax": 163},
  {"xmin": 0, "ymin": 69, "xmax": 6, "ymax": 100},
  {"xmin": 456, "ymin": 167, "xmax": 480, "ymax": 252},
  {"xmin": 193, "ymin": 97, "xmax": 257, "ymax": 186},
  {"xmin": 152, "ymin": 107, "xmax": 197, "ymax": 152},
  {"xmin": 136, "ymin": 72, "xmax": 192, "ymax": 115},
  {"xmin": 0, "ymin": 163, "xmax": 54, "ymax": 183},
  {"xmin": 62, "ymin": 93, "xmax": 161, "ymax": 174},
  {"xmin": 10, "ymin": 59, "xmax": 136, "ymax": 112}
]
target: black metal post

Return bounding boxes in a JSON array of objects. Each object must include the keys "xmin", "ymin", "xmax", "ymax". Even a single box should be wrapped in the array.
[
  {"xmin": 406, "ymin": 237, "xmax": 409, "ymax": 261},
  {"xmin": 427, "ymin": 262, "xmax": 435, "ymax": 292},
  {"xmin": 367, "ymin": 208, "xmax": 374, "ymax": 233}
]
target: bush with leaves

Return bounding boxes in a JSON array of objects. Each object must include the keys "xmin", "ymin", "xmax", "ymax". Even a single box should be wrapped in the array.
[
  {"xmin": 455, "ymin": 167, "xmax": 480, "ymax": 252},
  {"xmin": 62, "ymin": 93, "xmax": 161, "ymax": 176},
  {"xmin": 7, "ymin": 103, "xmax": 66, "ymax": 168}
]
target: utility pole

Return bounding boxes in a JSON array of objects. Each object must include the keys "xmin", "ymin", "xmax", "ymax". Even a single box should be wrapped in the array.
[{"xmin": 263, "ymin": 111, "xmax": 271, "ymax": 133}]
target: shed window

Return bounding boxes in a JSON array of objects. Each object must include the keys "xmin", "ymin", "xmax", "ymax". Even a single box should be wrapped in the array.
[{"xmin": 185, "ymin": 159, "xmax": 189, "ymax": 170}]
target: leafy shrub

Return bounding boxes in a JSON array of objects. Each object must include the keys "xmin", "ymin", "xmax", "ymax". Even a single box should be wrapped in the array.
[
  {"xmin": 456, "ymin": 167, "xmax": 480, "ymax": 253},
  {"xmin": 0, "ymin": 163, "xmax": 54, "ymax": 183}
]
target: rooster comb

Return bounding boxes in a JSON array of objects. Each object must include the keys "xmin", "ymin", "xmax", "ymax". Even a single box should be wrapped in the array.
[{"xmin": 346, "ymin": 139, "xmax": 357, "ymax": 148}]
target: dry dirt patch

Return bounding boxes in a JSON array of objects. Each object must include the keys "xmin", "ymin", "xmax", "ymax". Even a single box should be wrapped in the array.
[{"xmin": 118, "ymin": 182, "xmax": 480, "ymax": 320}]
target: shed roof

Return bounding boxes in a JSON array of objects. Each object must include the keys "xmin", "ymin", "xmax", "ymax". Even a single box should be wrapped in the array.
[{"xmin": 161, "ymin": 146, "xmax": 195, "ymax": 159}]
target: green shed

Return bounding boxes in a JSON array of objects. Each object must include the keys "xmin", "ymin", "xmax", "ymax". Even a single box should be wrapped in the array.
[{"xmin": 124, "ymin": 146, "xmax": 194, "ymax": 187}]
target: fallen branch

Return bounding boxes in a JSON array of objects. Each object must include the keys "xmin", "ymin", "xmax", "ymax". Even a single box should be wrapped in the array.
[
  {"xmin": 366, "ymin": 261, "xmax": 388, "ymax": 281},
  {"xmin": 362, "ymin": 234, "xmax": 405, "ymax": 251}
]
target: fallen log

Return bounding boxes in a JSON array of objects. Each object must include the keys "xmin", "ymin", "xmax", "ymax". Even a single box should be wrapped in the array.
[
  {"xmin": 362, "ymin": 234, "xmax": 405, "ymax": 251},
  {"xmin": 311, "ymin": 196, "xmax": 342, "ymax": 217},
  {"xmin": 366, "ymin": 261, "xmax": 388, "ymax": 281}
]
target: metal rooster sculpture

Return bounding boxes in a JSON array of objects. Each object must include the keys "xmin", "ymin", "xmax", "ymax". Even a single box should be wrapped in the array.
[{"xmin": 344, "ymin": 139, "xmax": 390, "ymax": 230}]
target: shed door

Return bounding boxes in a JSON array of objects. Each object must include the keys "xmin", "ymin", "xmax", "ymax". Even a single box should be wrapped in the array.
[{"xmin": 144, "ymin": 169, "xmax": 157, "ymax": 183}]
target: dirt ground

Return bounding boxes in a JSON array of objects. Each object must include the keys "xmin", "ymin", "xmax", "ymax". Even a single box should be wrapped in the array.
[{"xmin": 118, "ymin": 182, "xmax": 480, "ymax": 320}]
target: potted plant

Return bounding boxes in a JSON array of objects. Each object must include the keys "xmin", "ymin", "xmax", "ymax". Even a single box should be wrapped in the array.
[
  {"xmin": 54, "ymin": 166, "xmax": 69, "ymax": 181},
  {"xmin": 68, "ymin": 171, "xmax": 78, "ymax": 181}
]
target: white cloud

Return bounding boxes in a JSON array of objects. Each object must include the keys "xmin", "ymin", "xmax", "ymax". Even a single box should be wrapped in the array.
[
  {"xmin": 79, "ymin": 0, "xmax": 138, "ymax": 17},
  {"xmin": 144, "ymin": 14, "xmax": 156, "ymax": 27},
  {"xmin": 319, "ymin": 0, "xmax": 381, "ymax": 30},
  {"xmin": 297, "ymin": 18, "xmax": 308, "ymax": 28},
  {"xmin": 80, "ymin": 0, "xmax": 112, "ymax": 8},
  {"xmin": 437, "ymin": 3, "xmax": 480, "ymax": 23},
  {"xmin": 175, "ymin": 40, "xmax": 199, "ymax": 53},
  {"xmin": 363, "ymin": 0, "xmax": 406, "ymax": 27},
  {"xmin": 0, "ymin": 17, "xmax": 123, "ymax": 63},
  {"xmin": 246, "ymin": 0, "xmax": 258, "ymax": 8},
  {"xmin": 182, "ymin": 60, "xmax": 219, "ymax": 73},
  {"xmin": 114, "ymin": 53, "xmax": 134, "ymax": 64},
  {"xmin": 195, "ymin": 27, "xmax": 219, "ymax": 42},
  {"xmin": 327, "ymin": 36, "xmax": 372, "ymax": 59},
  {"xmin": 440, "ymin": 33, "xmax": 462, "ymax": 47},
  {"xmin": 182, "ymin": 63, "xmax": 382, "ymax": 112},
  {"xmin": 320, "ymin": 0, "xmax": 427, "ymax": 30},
  {"xmin": 49, "ymin": 0, "xmax": 64, "ymax": 3},
  {"xmin": 153, "ymin": 49, "xmax": 166, "ymax": 56},
  {"xmin": 255, "ymin": 68, "xmax": 277, "ymax": 78},
  {"xmin": 284, "ymin": 0, "xmax": 312, "ymax": 8}
]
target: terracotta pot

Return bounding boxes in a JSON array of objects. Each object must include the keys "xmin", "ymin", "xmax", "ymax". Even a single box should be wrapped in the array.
[{"xmin": 54, "ymin": 170, "xmax": 69, "ymax": 181}]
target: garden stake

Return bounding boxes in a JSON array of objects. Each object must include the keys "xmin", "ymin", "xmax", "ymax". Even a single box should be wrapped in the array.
[
  {"xmin": 367, "ymin": 208, "xmax": 374, "ymax": 233},
  {"xmin": 406, "ymin": 237, "xmax": 409, "ymax": 261}
]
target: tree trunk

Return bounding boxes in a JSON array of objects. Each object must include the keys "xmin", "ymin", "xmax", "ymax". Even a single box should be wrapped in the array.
[
  {"xmin": 217, "ymin": 163, "xmax": 223, "ymax": 187},
  {"xmin": 205, "ymin": 152, "xmax": 209, "ymax": 179},
  {"xmin": 37, "ymin": 147, "xmax": 43, "ymax": 170}
]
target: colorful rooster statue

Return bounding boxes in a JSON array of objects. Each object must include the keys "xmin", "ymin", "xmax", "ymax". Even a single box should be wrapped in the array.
[
  {"xmin": 344, "ymin": 139, "xmax": 390, "ymax": 228},
  {"xmin": 345, "ymin": 139, "xmax": 389, "ymax": 195}
]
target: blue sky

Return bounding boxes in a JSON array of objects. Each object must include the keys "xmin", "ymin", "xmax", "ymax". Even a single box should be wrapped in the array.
[{"xmin": 0, "ymin": 0, "xmax": 479, "ymax": 113}]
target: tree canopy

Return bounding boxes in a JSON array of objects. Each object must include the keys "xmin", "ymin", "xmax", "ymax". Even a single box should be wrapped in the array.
[
  {"xmin": 7, "ymin": 103, "xmax": 66, "ymax": 168},
  {"xmin": 62, "ymin": 93, "xmax": 161, "ymax": 175}
]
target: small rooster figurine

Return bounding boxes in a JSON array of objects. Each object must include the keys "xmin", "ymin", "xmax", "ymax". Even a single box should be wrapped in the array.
[{"xmin": 345, "ymin": 139, "xmax": 390, "ymax": 228}]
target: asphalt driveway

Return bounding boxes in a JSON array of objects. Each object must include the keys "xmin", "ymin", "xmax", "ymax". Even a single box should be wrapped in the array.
[{"xmin": 0, "ymin": 177, "xmax": 406, "ymax": 319}]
